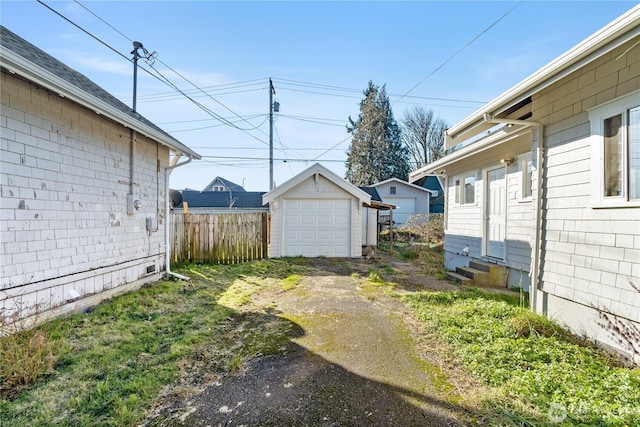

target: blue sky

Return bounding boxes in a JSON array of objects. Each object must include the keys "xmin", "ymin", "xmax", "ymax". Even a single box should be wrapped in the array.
[{"xmin": 1, "ymin": 1, "xmax": 637, "ymax": 191}]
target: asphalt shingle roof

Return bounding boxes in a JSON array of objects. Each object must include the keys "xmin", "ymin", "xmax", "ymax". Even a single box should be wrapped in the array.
[
  {"xmin": 179, "ymin": 191, "xmax": 267, "ymax": 208},
  {"xmin": 0, "ymin": 25, "xmax": 198, "ymax": 159}
]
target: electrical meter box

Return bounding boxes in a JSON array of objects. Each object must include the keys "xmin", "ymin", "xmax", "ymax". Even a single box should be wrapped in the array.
[{"xmin": 146, "ymin": 217, "xmax": 157, "ymax": 231}]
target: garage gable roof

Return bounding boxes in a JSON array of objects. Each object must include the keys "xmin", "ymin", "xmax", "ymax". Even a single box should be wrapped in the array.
[{"xmin": 262, "ymin": 163, "xmax": 371, "ymax": 205}]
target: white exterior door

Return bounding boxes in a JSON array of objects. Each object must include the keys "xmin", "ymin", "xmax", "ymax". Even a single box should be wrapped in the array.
[
  {"xmin": 282, "ymin": 199, "xmax": 350, "ymax": 257},
  {"xmin": 485, "ymin": 167, "xmax": 506, "ymax": 259},
  {"xmin": 385, "ymin": 198, "xmax": 416, "ymax": 226}
]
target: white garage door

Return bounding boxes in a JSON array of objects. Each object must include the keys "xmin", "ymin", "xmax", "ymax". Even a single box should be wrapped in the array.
[
  {"xmin": 282, "ymin": 199, "xmax": 350, "ymax": 257},
  {"xmin": 386, "ymin": 198, "xmax": 416, "ymax": 226}
]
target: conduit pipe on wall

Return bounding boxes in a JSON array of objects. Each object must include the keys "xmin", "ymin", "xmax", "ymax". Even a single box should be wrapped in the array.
[
  {"xmin": 164, "ymin": 154, "xmax": 193, "ymax": 281},
  {"xmin": 482, "ymin": 113, "xmax": 543, "ymax": 312}
]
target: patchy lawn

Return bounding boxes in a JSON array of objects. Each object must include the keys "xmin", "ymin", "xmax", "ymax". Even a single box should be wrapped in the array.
[
  {"xmin": 0, "ymin": 259, "xmax": 309, "ymax": 426},
  {"xmin": 2, "ymin": 249, "xmax": 639, "ymax": 426}
]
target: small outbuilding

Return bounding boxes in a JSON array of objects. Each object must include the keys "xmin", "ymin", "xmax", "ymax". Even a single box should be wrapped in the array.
[
  {"xmin": 263, "ymin": 163, "xmax": 371, "ymax": 258},
  {"xmin": 369, "ymin": 178, "xmax": 437, "ymax": 226}
]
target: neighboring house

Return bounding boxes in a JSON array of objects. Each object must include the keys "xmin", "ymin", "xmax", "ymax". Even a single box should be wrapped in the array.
[
  {"xmin": 263, "ymin": 163, "xmax": 371, "ymax": 258},
  {"xmin": 409, "ymin": 6, "xmax": 640, "ymax": 360},
  {"xmin": 0, "ymin": 27, "xmax": 200, "ymax": 322},
  {"xmin": 174, "ymin": 191, "xmax": 268, "ymax": 214},
  {"xmin": 415, "ymin": 175, "xmax": 445, "ymax": 214},
  {"xmin": 370, "ymin": 177, "xmax": 436, "ymax": 225},
  {"xmin": 202, "ymin": 177, "xmax": 246, "ymax": 192}
]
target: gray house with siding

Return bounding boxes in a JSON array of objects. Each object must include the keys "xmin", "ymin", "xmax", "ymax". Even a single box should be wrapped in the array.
[
  {"xmin": 410, "ymin": 6, "xmax": 640, "ymax": 361},
  {"xmin": 0, "ymin": 26, "xmax": 200, "ymax": 323},
  {"xmin": 370, "ymin": 178, "xmax": 436, "ymax": 226}
]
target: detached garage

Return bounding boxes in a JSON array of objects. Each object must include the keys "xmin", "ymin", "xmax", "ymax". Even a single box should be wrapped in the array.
[{"xmin": 263, "ymin": 163, "xmax": 371, "ymax": 258}]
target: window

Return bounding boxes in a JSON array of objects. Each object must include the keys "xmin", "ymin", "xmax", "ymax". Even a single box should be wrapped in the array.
[
  {"xmin": 390, "ymin": 186, "xmax": 397, "ymax": 195},
  {"xmin": 464, "ymin": 176, "xmax": 475, "ymax": 204},
  {"xmin": 213, "ymin": 186, "xmax": 225, "ymax": 192},
  {"xmin": 589, "ymin": 91, "xmax": 640, "ymax": 206},
  {"xmin": 454, "ymin": 180, "xmax": 460, "ymax": 203},
  {"xmin": 454, "ymin": 175, "xmax": 475, "ymax": 204},
  {"xmin": 521, "ymin": 159, "xmax": 533, "ymax": 199}
]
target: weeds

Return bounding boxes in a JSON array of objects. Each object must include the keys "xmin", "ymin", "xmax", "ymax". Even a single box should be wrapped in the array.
[
  {"xmin": 0, "ymin": 307, "xmax": 59, "ymax": 399},
  {"xmin": 594, "ymin": 280, "xmax": 640, "ymax": 365},
  {"xmin": 400, "ymin": 288, "xmax": 640, "ymax": 425}
]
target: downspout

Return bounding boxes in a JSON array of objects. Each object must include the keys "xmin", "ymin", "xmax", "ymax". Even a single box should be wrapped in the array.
[
  {"xmin": 483, "ymin": 113, "xmax": 543, "ymax": 309},
  {"xmin": 164, "ymin": 154, "xmax": 193, "ymax": 281},
  {"xmin": 531, "ymin": 125, "xmax": 544, "ymax": 314}
]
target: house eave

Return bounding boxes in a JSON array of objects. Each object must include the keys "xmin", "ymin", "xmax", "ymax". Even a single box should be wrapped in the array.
[
  {"xmin": 410, "ymin": 126, "xmax": 533, "ymax": 182},
  {"xmin": 1, "ymin": 50, "xmax": 201, "ymax": 160},
  {"xmin": 444, "ymin": 5, "xmax": 640, "ymax": 149}
]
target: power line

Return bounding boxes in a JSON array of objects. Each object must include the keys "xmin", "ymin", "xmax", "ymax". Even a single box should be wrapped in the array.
[
  {"xmin": 199, "ymin": 155, "xmax": 345, "ymax": 163},
  {"xmin": 313, "ymin": 1, "xmax": 523, "ymax": 161},
  {"xmin": 393, "ymin": 1, "xmax": 523, "ymax": 105},
  {"xmin": 274, "ymin": 78, "xmax": 487, "ymax": 104},
  {"xmin": 46, "ymin": 1, "xmax": 272, "ymax": 144}
]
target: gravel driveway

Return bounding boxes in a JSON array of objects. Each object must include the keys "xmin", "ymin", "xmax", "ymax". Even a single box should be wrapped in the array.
[{"xmin": 151, "ymin": 257, "xmax": 468, "ymax": 426}]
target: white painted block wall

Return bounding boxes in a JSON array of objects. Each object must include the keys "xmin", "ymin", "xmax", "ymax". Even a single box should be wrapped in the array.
[{"xmin": 1, "ymin": 71, "xmax": 169, "ymax": 320}]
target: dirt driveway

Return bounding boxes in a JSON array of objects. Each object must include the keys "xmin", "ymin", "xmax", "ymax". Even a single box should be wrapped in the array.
[{"xmin": 150, "ymin": 256, "xmax": 470, "ymax": 426}]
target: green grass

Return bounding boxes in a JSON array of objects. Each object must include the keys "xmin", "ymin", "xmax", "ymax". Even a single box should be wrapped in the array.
[
  {"xmin": 400, "ymin": 289, "xmax": 640, "ymax": 426},
  {"xmin": 0, "ymin": 260, "xmax": 306, "ymax": 427}
]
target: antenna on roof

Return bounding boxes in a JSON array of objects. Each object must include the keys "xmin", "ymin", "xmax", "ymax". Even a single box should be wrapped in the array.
[{"xmin": 131, "ymin": 41, "xmax": 157, "ymax": 113}]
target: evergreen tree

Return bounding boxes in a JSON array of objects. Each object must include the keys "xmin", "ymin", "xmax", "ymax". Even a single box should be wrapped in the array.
[{"xmin": 345, "ymin": 81, "xmax": 410, "ymax": 186}]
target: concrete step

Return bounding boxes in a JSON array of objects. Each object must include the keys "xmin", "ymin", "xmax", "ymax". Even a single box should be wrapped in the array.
[
  {"xmin": 456, "ymin": 263, "xmax": 507, "ymax": 288},
  {"xmin": 445, "ymin": 271, "xmax": 472, "ymax": 284},
  {"xmin": 456, "ymin": 266, "xmax": 486, "ymax": 280},
  {"xmin": 469, "ymin": 260, "xmax": 497, "ymax": 272}
]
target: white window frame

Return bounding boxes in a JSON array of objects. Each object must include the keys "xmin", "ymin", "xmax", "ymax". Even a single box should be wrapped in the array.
[
  {"xmin": 589, "ymin": 90, "xmax": 640, "ymax": 208},
  {"xmin": 520, "ymin": 157, "xmax": 534, "ymax": 202},
  {"xmin": 454, "ymin": 173, "xmax": 476, "ymax": 205}
]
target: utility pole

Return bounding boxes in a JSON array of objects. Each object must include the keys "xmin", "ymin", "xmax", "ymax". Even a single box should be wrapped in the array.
[{"xmin": 269, "ymin": 78, "xmax": 275, "ymax": 190}]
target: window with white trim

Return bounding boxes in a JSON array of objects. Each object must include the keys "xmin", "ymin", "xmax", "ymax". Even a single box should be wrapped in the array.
[
  {"xmin": 521, "ymin": 159, "xmax": 533, "ymax": 200},
  {"xmin": 454, "ymin": 174, "xmax": 475, "ymax": 204},
  {"xmin": 589, "ymin": 91, "xmax": 640, "ymax": 206}
]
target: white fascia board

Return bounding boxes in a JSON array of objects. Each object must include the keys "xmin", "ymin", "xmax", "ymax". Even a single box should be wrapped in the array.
[
  {"xmin": 1, "ymin": 51, "xmax": 201, "ymax": 160},
  {"xmin": 445, "ymin": 5, "xmax": 640, "ymax": 148},
  {"xmin": 263, "ymin": 163, "xmax": 371, "ymax": 205},
  {"xmin": 410, "ymin": 126, "xmax": 532, "ymax": 182}
]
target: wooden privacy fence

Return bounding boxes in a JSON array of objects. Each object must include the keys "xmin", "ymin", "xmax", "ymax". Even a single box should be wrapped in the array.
[{"xmin": 170, "ymin": 212, "xmax": 269, "ymax": 265}]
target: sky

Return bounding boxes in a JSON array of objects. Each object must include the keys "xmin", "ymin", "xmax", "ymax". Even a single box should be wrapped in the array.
[{"xmin": 1, "ymin": 1, "xmax": 638, "ymax": 192}]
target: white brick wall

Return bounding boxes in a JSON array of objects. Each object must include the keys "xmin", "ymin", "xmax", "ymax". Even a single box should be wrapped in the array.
[{"xmin": 1, "ymin": 71, "xmax": 170, "ymax": 320}]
